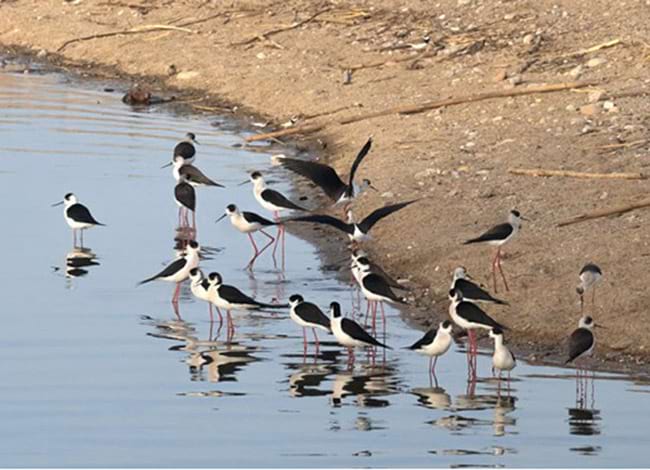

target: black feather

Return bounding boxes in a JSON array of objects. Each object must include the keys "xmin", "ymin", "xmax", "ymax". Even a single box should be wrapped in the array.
[
  {"xmin": 358, "ymin": 199, "xmax": 419, "ymax": 233},
  {"xmin": 67, "ymin": 204, "xmax": 104, "ymax": 226},
  {"xmin": 362, "ymin": 274, "xmax": 407, "ymax": 304},
  {"xmin": 453, "ymin": 278, "xmax": 508, "ymax": 305},
  {"xmin": 464, "ymin": 222, "xmax": 513, "ymax": 244},
  {"xmin": 279, "ymin": 157, "xmax": 346, "ymax": 201},
  {"xmin": 407, "ymin": 328, "xmax": 437, "ymax": 350},
  {"xmin": 566, "ymin": 328, "xmax": 594, "ymax": 364},
  {"xmin": 285, "ymin": 214, "xmax": 354, "ymax": 235},
  {"xmin": 341, "ymin": 318, "xmax": 390, "ymax": 348},
  {"xmin": 175, "ymin": 182, "xmax": 196, "ymax": 211},
  {"xmin": 346, "ymin": 137, "xmax": 373, "ymax": 197},
  {"xmin": 456, "ymin": 301, "xmax": 506, "ymax": 329},
  {"xmin": 242, "ymin": 211, "xmax": 276, "ymax": 226},
  {"xmin": 139, "ymin": 257, "xmax": 187, "ymax": 285},
  {"xmin": 261, "ymin": 188, "xmax": 307, "ymax": 211},
  {"xmin": 295, "ymin": 302, "xmax": 331, "ymax": 330}
]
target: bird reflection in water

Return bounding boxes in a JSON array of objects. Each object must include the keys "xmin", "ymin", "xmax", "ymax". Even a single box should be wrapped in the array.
[
  {"xmin": 330, "ymin": 363, "xmax": 399, "ymax": 408},
  {"xmin": 52, "ymin": 246, "xmax": 101, "ymax": 287},
  {"xmin": 568, "ymin": 371, "xmax": 601, "ymax": 438},
  {"xmin": 411, "ymin": 386, "xmax": 452, "ymax": 411}
]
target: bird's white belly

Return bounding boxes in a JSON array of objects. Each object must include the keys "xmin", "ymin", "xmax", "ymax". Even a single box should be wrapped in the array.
[
  {"xmin": 420, "ymin": 335, "xmax": 452, "ymax": 357},
  {"xmin": 65, "ymin": 216, "xmax": 93, "ymax": 230},
  {"xmin": 232, "ymin": 216, "xmax": 260, "ymax": 234},
  {"xmin": 191, "ymin": 284, "xmax": 210, "ymax": 302},
  {"xmin": 332, "ymin": 319, "xmax": 363, "ymax": 348},
  {"xmin": 493, "ymin": 348, "xmax": 516, "ymax": 371}
]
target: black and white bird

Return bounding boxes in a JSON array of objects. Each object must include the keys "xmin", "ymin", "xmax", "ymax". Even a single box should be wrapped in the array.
[
  {"xmin": 489, "ymin": 327, "xmax": 516, "ymax": 384},
  {"xmin": 241, "ymin": 171, "xmax": 308, "ymax": 267},
  {"xmin": 164, "ymin": 155, "xmax": 224, "ymax": 188},
  {"xmin": 286, "ymin": 200, "xmax": 418, "ymax": 244},
  {"xmin": 355, "ymin": 256, "xmax": 407, "ymax": 331},
  {"xmin": 288, "ymin": 294, "xmax": 331, "ymax": 354},
  {"xmin": 216, "ymin": 204, "xmax": 276, "ymax": 270},
  {"xmin": 329, "ymin": 301, "xmax": 390, "ymax": 365},
  {"xmin": 448, "ymin": 288, "xmax": 506, "ymax": 367},
  {"xmin": 173, "ymin": 132, "xmax": 199, "ymax": 165},
  {"xmin": 139, "ymin": 240, "xmax": 200, "ymax": 305},
  {"xmin": 566, "ymin": 315, "xmax": 600, "ymax": 367},
  {"xmin": 407, "ymin": 320, "xmax": 453, "ymax": 379},
  {"xmin": 274, "ymin": 137, "xmax": 375, "ymax": 207},
  {"xmin": 52, "ymin": 193, "xmax": 105, "ymax": 247},
  {"xmin": 451, "ymin": 267, "xmax": 508, "ymax": 305},
  {"xmin": 189, "ymin": 268, "xmax": 222, "ymax": 324},
  {"xmin": 207, "ymin": 272, "xmax": 288, "ymax": 337},
  {"xmin": 577, "ymin": 263, "xmax": 602, "ymax": 312},
  {"xmin": 351, "ymin": 249, "xmax": 406, "ymax": 291},
  {"xmin": 175, "ymin": 173, "xmax": 196, "ymax": 228},
  {"xmin": 463, "ymin": 209, "xmax": 527, "ymax": 293}
]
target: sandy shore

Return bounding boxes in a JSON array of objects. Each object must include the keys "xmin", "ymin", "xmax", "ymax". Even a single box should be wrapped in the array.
[{"xmin": 1, "ymin": 0, "xmax": 649, "ymax": 371}]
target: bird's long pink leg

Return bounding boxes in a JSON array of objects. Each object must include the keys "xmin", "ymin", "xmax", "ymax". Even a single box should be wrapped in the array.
[
  {"xmin": 208, "ymin": 303, "xmax": 214, "ymax": 323},
  {"xmin": 246, "ymin": 233, "xmax": 260, "ymax": 269},
  {"xmin": 302, "ymin": 327, "xmax": 307, "ymax": 355},
  {"xmin": 496, "ymin": 247, "xmax": 510, "ymax": 292},
  {"xmin": 80, "ymin": 229, "xmax": 84, "ymax": 248},
  {"xmin": 258, "ymin": 229, "xmax": 276, "ymax": 259},
  {"xmin": 491, "ymin": 250, "xmax": 499, "ymax": 293},
  {"xmin": 172, "ymin": 282, "xmax": 181, "ymax": 304},
  {"xmin": 215, "ymin": 306, "xmax": 223, "ymax": 323},
  {"xmin": 312, "ymin": 329, "xmax": 320, "ymax": 354}
]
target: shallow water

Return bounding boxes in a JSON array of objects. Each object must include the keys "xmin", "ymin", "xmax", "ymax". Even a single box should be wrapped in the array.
[{"xmin": 0, "ymin": 68, "xmax": 648, "ymax": 467}]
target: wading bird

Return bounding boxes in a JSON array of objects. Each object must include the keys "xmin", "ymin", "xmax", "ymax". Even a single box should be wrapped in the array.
[{"xmin": 52, "ymin": 193, "xmax": 105, "ymax": 247}]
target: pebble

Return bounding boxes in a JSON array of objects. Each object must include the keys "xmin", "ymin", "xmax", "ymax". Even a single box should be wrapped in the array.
[
  {"xmin": 568, "ymin": 65, "xmax": 583, "ymax": 78},
  {"xmin": 603, "ymin": 100, "xmax": 617, "ymax": 111},
  {"xmin": 588, "ymin": 90, "xmax": 605, "ymax": 103},
  {"xmin": 381, "ymin": 191, "xmax": 394, "ymax": 198},
  {"xmin": 175, "ymin": 71, "xmax": 200, "ymax": 80},
  {"xmin": 579, "ymin": 103, "xmax": 599, "ymax": 117},
  {"xmin": 565, "ymin": 104, "xmax": 576, "ymax": 112},
  {"xmin": 586, "ymin": 57, "xmax": 606, "ymax": 68},
  {"xmin": 522, "ymin": 33, "xmax": 535, "ymax": 45},
  {"xmin": 508, "ymin": 74, "xmax": 523, "ymax": 86}
]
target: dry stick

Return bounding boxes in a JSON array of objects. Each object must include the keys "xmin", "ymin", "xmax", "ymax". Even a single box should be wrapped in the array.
[
  {"xmin": 245, "ymin": 80, "xmax": 596, "ymax": 142},
  {"xmin": 57, "ymin": 24, "xmax": 194, "ymax": 52},
  {"xmin": 557, "ymin": 199, "xmax": 650, "ymax": 227},
  {"xmin": 230, "ymin": 8, "xmax": 331, "ymax": 46},
  {"xmin": 508, "ymin": 168, "xmax": 646, "ymax": 180}
]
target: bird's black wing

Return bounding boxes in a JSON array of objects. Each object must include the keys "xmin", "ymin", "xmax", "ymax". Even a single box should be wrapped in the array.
[
  {"xmin": 362, "ymin": 274, "xmax": 407, "ymax": 304},
  {"xmin": 174, "ymin": 141, "xmax": 195, "ymax": 159},
  {"xmin": 341, "ymin": 318, "xmax": 390, "ymax": 348},
  {"xmin": 67, "ymin": 204, "xmax": 104, "ymax": 226},
  {"xmin": 261, "ymin": 189, "xmax": 307, "ymax": 211},
  {"xmin": 580, "ymin": 263, "xmax": 602, "ymax": 276},
  {"xmin": 180, "ymin": 165, "xmax": 224, "ymax": 187},
  {"xmin": 279, "ymin": 157, "xmax": 345, "ymax": 201},
  {"xmin": 219, "ymin": 285, "xmax": 261, "ymax": 306},
  {"xmin": 358, "ymin": 199, "xmax": 419, "ymax": 233},
  {"xmin": 455, "ymin": 278, "xmax": 508, "ymax": 305},
  {"xmin": 347, "ymin": 137, "xmax": 373, "ymax": 197},
  {"xmin": 139, "ymin": 257, "xmax": 187, "ymax": 284},
  {"xmin": 285, "ymin": 214, "xmax": 354, "ymax": 235},
  {"xmin": 456, "ymin": 301, "xmax": 505, "ymax": 329},
  {"xmin": 407, "ymin": 328, "xmax": 437, "ymax": 350},
  {"xmin": 242, "ymin": 211, "xmax": 276, "ymax": 226},
  {"xmin": 370, "ymin": 260, "xmax": 409, "ymax": 291},
  {"xmin": 464, "ymin": 222, "xmax": 513, "ymax": 244},
  {"xmin": 175, "ymin": 182, "xmax": 196, "ymax": 211},
  {"xmin": 296, "ymin": 302, "xmax": 331, "ymax": 330},
  {"xmin": 566, "ymin": 328, "xmax": 593, "ymax": 363}
]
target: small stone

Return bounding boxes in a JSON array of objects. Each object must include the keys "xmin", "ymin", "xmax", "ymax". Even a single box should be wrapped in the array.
[
  {"xmin": 493, "ymin": 68, "xmax": 507, "ymax": 82},
  {"xmin": 580, "ymin": 104, "xmax": 599, "ymax": 117},
  {"xmin": 586, "ymin": 57, "xmax": 606, "ymax": 68},
  {"xmin": 565, "ymin": 104, "xmax": 576, "ymax": 112},
  {"xmin": 457, "ymin": 0, "xmax": 472, "ymax": 5},
  {"xmin": 381, "ymin": 191, "xmax": 394, "ymax": 198},
  {"xmin": 256, "ymin": 52, "xmax": 266, "ymax": 60},
  {"xmin": 588, "ymin": 90, "xmax": 605, "ymax": 103},
  {"xmin": 568, "ymin": 65, "xmax": 583, "ymax": 78},
  {"xmin": 175, "ymin": 71, "xmax": 200, "ymax": 80},
  {"xmin": 522, "ymin": 33, "xmax": 535, "ymax": 45},
  {"xmin": 503, "ymin": 13, "xmax": 516, "ymax": 20},
  {"xmin": 36, "ymin": 49, "xmax": 47, "ymax": 58},
  {"xmin": 508, "ymin": 74, "xmax": 523, "ymax": 86},
  {"xmin": 603, "ymin": 100, "xmax": 616, "ymax": 110}
]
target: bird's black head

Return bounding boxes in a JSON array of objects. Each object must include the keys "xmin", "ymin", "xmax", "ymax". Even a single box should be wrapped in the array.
[
  {"xmin": 584, "ymin": 316, "xmax": 593, "ymax": 325},
  {"xmin": 64, "ymin": 192, "xmax": 74, "ymax": 200},
  {"xmin": 356, "ymin": 257, "xmax": 370, "ymax": 266},
  {"xmin": 250, "ymin": 171, "xmax": 262, "ymax": 180},
  {"xmin": 189, "ymin": 268, "xmax": 201, "ymax": 277},
  {"xmin": 226, "ymin": 204, "xmax": 237, "ymax": 212},
  {"xmin": 289, "ymin": 294, "xmax": 304, "ymax": 304},
  {"xmin": 511, "ymin": 209, "xmax": 521, "ymax": 217},
  {"xmin": 330, "ymin": 302, "xmax": 341, "ymax": 318},
  {"xmin": 208, "ymin": 272, "xmax": 222, "ymax": 284},
  {"xmin": 441, "ymin": 320, "xmax": 452, "ymax": 329},
  {"xmin": 186, "ymin": 132, "xmax": 196, "ymax": 141},
  {"xmin": 188, "ymin": 240, "xmax": 199, "ymax": 249},
  {"xmin": 492, "ymin": 326, "xmax": 504, "ymax": 335}
]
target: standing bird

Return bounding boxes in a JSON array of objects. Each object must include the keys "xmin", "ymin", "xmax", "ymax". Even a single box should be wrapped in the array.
[
  {"xmin": 240, "ymin": 171, "xmax": 308, "ymax": 267},
  {"xmin": 329, "ymin": 301, "xmax": 390, "ymax": 366},
  {"xmin": 216, "ymin": 204, "xmax": 276, "ymax": 270},
  {"xmin": 175, "ymin": 173, "xmax": 196, "ymax": 228},
  {"xmin": 173, "ymin": 132, "xmax": 199, "ymax": 165},
  {"xmin": 189, "ymin": 268, "xmax": 222, "ymax": 324},
  {"xmin": 138, "ymin": 240, "xmax": 200, "ymax": 307},
  {"xmin": 274, "ymin": 137, "xmax": 375, "ymax": 209},
  {"xmin": 577, "ymin": 263, "xmax": 602, "ymax": 312},
  {"xmin": 286, "ymin": 200, "xmax": 419, "ymax": 244},
  {"xmin": 355, "ymin": 257, "xmax": 407, "ymax": 331},
  {"xmin": 489, "ymin": 327, "xmax": 516, "ymax": 388},
  {"xmin": 406, "ymin": 321, "xmax": 453, "ymax": 382},
  {"xmin": 566, "ymin": 315, "xmax": 601, "ymax": 368},
  {"xmin": 463, "ymin": 209, "xmax": 527, "ymax": 293},
  {"xmin": 451, "ymin": 267, "xmax": 508, "ymax": 305},
  {"xmin": 288, "ymin": 294, "xmax": 331, "ymax": 354},
  {"xmin": 163, "ymin": 155, "xmax": 224, "ymax": 188},
  {"xmin": 207, "ymin": 272, "xmax": 288, "ymax": 338},
  {"xmin": 52, "ymin": 193, "xmax": 105, "ymax": 247},
  {"xmin": 448, "ymin": 288, "xmax": 506, "ymax": 374}
]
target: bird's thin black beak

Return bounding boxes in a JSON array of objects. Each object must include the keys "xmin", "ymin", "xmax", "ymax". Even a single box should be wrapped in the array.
[
  {"xmin": 161, "ymin": 162, "xmax": 172, "ymax": 169},
  {"xmin": 215, "ymin": 214, "xmax": 227, "ymax": 223},
  {"xmin": 521, "ymin": 216, "xmax": 531, "ymax": 221},
  {"xmin": 238, "ymin": 179, "xmax": 251, "ymax": 186},
  {"xmin": 595, "ymin": 324, "xmax": 606, "ymax": 329},
  {"xmin": 51, "ymin": 201, "xmax": 64, "ymax": 207},
  {"xmin": 193, "ymin": 139, "xmax": 200, "ymax": 145},
  {"xmin": 368, "ymin": 184, "xmax": 379, "ymax": 192}
]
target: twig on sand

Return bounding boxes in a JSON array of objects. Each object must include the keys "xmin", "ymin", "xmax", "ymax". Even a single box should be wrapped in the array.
[
  {"xmin": 508, "ymin": 168, "xmax": 646, "ymax": 180},
  {"xmin": 557, "ymin": 199, "xmax": 650, "ymax": 227},
  {"xmin": 230, "ymin": 8, "xmax": 331, "ymax": 46},
  {"xmin": 57, "ymin": 24, "xmax": 194, "ymax": 52},
  {"xmin": 245, "ymin": 80, "xmax": 596, "ymax": 142}
]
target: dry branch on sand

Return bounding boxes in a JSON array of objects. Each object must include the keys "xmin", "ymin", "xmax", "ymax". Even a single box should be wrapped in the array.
[
  {"xmin": 508, "ymin": 168, "xmax": 646, "ymax": 180},
  {"xmin": 230, "ymin": 8, "xmax": 331, "ymax": 46},
  {"xmin": 557, "ymin": 199, "xmax": 650, "ymax": 227},
  {"xmin": 245, "ymin": 80, "xmax": 597, "ymax": 142}
]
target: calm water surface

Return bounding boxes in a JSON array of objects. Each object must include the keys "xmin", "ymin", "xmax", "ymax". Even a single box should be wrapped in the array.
[{"xmin": 0, "ymin": 69, "xmax": 648, "ymax": 467}]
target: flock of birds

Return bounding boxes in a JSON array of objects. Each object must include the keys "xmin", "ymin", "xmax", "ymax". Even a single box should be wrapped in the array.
[{"xmin": 52, "ymin": 132, "xmax": 605, "ymax": 383}]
